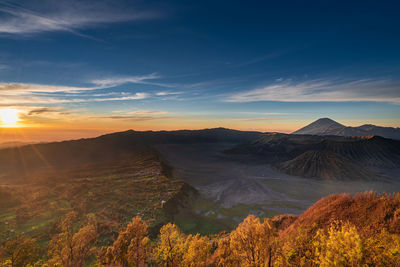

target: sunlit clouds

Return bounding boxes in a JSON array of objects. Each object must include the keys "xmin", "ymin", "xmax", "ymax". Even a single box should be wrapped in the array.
[{"xmin": 0, "ymin": 0, "xmax": 399, "ymax": 142}]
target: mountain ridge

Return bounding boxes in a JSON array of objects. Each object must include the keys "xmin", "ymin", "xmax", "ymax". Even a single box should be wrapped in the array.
[
  {"xmin": 293, "ymin": 118, "xmax": 400, "ymax": 140},
  {"xmin": 226, "ymin": 132, "xmax": 400, "ymax": 180},
  {"xmin": 275, "ymin": 150, "xmax": 384, "ymax": 181}
]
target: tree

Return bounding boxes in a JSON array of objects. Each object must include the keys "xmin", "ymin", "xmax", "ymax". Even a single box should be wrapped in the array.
[
  {"xmin": 153, "ymin": 223, "xmax": 186, "ymax": 266},
  {"xmin": 0, "ymin": 236, "xmax": 40, "ymax": 267},
  {"xmin": 274, "ymin": 226, "xmax": 314, "ymax": 266},
  {"xmin": 313, "ymin": 221, "xmax": 363, "ymax": 267},
  {"xmin": 48, "ymin": 211, "xmax": 97, "ymax": 267},
  {"xmin": 363, "ymin": 229, "xmax": 400, "ymax": 266},
  {"xmin": 182, "ymin": 234, "xmax": 212, "ymax": 267},
  {"xmin": 99, "ymin": 216, "xmax": 151, "ymax": 267},
  {"xmin": 212, "ymin": 235, "xmax": 238, "ymax": 266},
  {"xmin": 228, "ymin": 215, "xmax": 277, "ymax": 267}
]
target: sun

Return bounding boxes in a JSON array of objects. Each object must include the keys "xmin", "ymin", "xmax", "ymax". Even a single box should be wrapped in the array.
[{"xmin": 0, "ymin": 108, "xmax": 20, "ymax": 127}]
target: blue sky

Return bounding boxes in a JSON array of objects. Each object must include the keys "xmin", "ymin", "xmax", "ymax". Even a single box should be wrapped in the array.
[{"xmin": 0, "ymin": 0, "xmax": 399, "ymax": 139}]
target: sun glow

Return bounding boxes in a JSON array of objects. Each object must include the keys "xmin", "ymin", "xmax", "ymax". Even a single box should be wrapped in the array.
[{"xmin": 0, "ymin": 108, "xmax": 20, "ymax": 127}]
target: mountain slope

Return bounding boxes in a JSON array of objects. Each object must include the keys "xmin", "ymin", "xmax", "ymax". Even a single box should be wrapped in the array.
[
  {"xmin": 357, "ymin": 124, "xmax": 400, "ymax": 140},
  {"xmin": 282, "ymin": 192, "xmax": 400, "ymax": 236},
  {"xmin": 227, "ymin": 133, "xmax": 335, "ymax": 163},
  {"xmin": 317, "ymin": 136, "xmax": 400, "ymax": 168},
  {"xmin": 293, "ymin": 118, "xmax": 400, "ymax": 140},
  {"xmin": 275, "ymin": 150, "xmax": 381, "ymax": 181},
  {"xmin": 292, "ymin": 118, "xmax": 345, "ymax": 135},
  {"xmin": 226, "ymin": 133, "xmax": 400, "ymax": 180},
  {"xmin": 0, "ymin": 128, "xmax": 261, "ymax": 182}
]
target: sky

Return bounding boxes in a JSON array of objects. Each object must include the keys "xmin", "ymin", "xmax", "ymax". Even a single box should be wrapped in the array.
[{"xmin": 0, "ymin": 0, "xmax": 399, "ymax": 142}]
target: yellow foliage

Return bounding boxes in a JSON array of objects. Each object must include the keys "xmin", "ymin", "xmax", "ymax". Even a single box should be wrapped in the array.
[
  {"xmin": 153, "ymin": 223, "xmax": 186, "ymax": 266},
  {"xmin": 363, "ymin": 229, "xmax": 400, "ymax": 266},
  {"xmin": 274, "ymin": 226, "xmax": 314, "ymax": 266},
  {"xmin": 182, "ymin": 234, "xmax": 212, "ymax": 267},
  {"xmin": 98, "ymin": 216, "xmax": 151, "ymax": 267},
  {"xmin": 213, "ymin": 235, "xmax": 238, "ymax": 266},
  {"xmin": 227, "ymin": 215, "xmax": 277, "ymax": 267},
  {"xmin": 313, "ymin": 221, "xmax": 362, "ymax": 267},
  {"xmin": 0, "ymin": 236, "xmax": 40, "ymax": 267},
  {"xmin": 48, "ymin": 212, "xmax": 97, "ymax": 267}
]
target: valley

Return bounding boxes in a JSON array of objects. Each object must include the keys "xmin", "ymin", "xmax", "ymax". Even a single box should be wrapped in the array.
[
  {"xmin": 1, "ymin": 121, "xmax": 400, "ymax": 263},
  {"xmin": 157, "ymin": 142, "xmax": 400, "ymax": 234}
]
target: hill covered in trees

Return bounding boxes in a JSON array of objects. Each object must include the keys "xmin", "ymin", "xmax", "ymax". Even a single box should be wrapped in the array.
[
  {"xmin": 1, "ymin": 191, "xmax": 399, "ymax": 266},
  {"xmin": 0, "ymin": 153, "xmax": 197, "ymax": 265}
]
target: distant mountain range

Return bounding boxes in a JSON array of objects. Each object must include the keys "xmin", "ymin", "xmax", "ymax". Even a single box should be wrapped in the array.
[
  {"xmin": 0, "ymin": 128, "xmax": 261, "ymax": 181},
  {"xmin": 1, "ymin": 125, "xmax": 399, "ymax": 183},
  {"xmin": 0, "ymin": 141, "xmax": 33, "ymax": 149},
  {"xmin": 227, "ymin": 133, "xmax": 400, "ymax": 181},
  {"xmin": 293, "ymin": 118, "xmax": 400, "ymax": 140}
]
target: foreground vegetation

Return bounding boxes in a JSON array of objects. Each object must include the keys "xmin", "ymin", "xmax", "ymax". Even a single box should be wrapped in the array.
[
  {"xmin": 1, "ymin": 191, "xmax": 399, "ymax": 266},
  {"xmin": 0, "ymin": 154, "xmax": 189, "ymax": 250}
]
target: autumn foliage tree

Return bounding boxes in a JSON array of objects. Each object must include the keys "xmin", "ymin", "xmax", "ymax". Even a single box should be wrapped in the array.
[
  {"xmin": 2, "ymin": 191, "xmax": 399, "ymax": 266},
  {"xmin": 48, "ymin": 211, "xmax": 98, "ymax": 267},
  {"xmin": 274, "ymin": 226, "xmax": 314, "ymax": 266},
  {"xmin": 313, "ymin": 221, "xmax": 363, "ymax": 267},
  {"xmin": 0, "ymin": 236, "xmax": 40, "ymax": 267},
  {"xmin": 98, "ymin": 216, "xmax": 151, "ymax": 267},
  {"xmin": 153, "ymin": 223, "xmax": 186, "ymax": 266},
  {"xmin": 153, "ymin": 223, "xmax": 212, "ymax": 267},
  {"xmin": 363, "ymin": 228, "xmax": 400, "ymax": 266},
  {"xmin": 212, "ymin": 234, "xmax": 237, "ymax": 266},
  {"xmin": 212, "ymin": 215, "xmax": 277, "ymax": 267},
  {"xmin": 182, "ymin": 234, "xmax": 212, "ymax": 267}
]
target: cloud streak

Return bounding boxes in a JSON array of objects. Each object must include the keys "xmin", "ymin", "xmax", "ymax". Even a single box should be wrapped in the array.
[
  {"xmin": 226, "ymin": 78, "xmax": 400, "ymax": 103},
  {"xmin": 90, "ymin": 74, "xmax": 172, "ymax": 88},
  {"xmin": 0, "ymin": 93, "xmax": 150, "ymax": 105},
  {"xmin": 0, "ymin": 73, "xmax": 163, "ymax": 93},
  {"xmin": 27, "ymin": 107, "xmax": 69, "ymax": 115},
  {"xmin": 93, "ymin": 112, "xmax": 178, "ymax": 121},
  {"xmin": 0, "ymin": 0, "xmax": 162, "ymax": 36}
]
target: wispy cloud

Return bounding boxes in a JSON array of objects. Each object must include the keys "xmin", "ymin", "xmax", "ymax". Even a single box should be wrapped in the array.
[
  {"xmin": 155, "ymin": 91, "xmax": 182, "ymax": 96},
  {"xmin": 27, "ymin": 107, "xmax": 69, "ymax": 115},
  {"xmin": 127, "ymin": 110, "xmax": 167, "ymax": 115},
  {"xmin": 226, "ymin": 78, "xmax": 400, "ymax": 103},
  {"xmin": 236, "ymin": 112, "xmax": 290, "ymax": 116},
  {"xmin": 0, "ymin": 74, "xmax": 163, "ymax": 95},
  {"xmin": 0, "ymin": 92, "xmax": 150, "ymax": 105},
  {"xmin": 229, "ymin": 117, "xmax": 284, "ymax": 122},
  {"xmin": 92, "ymin": 93, "xmax": 149, "ymax": 102},
  {"xmin": 0, "ymin": 0, "xmax": 162, "ymax": 36},
  {"xmin": 0, "ymin": 83, "xmax": 95, "ymax": 93},
  {"xmin": 90, "ymin": 74, "xmax": 172, "ymax": 88},
  {"xmin": 94, "ymin": 110, "xmax": 178, "ymax": 121}
]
